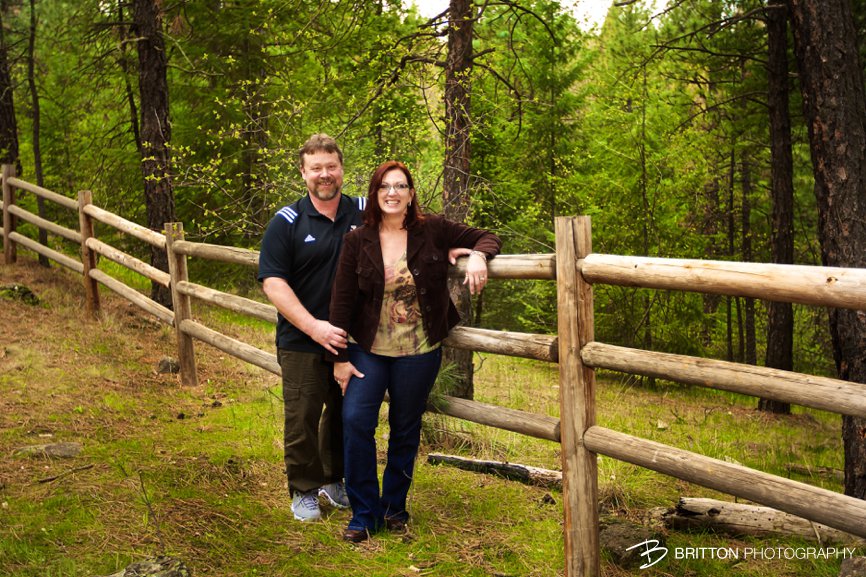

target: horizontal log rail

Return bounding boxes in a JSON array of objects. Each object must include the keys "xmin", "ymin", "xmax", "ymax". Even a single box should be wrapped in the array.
[
  {"xmin": 179, "ymin": 319, "xmax": 280, "ymax": 375},
  {"xmin": 175, "ymin": 313, "xmax": 562, "ymax": 443},
  {"xmin": 7, "ymin": 204, "xmax": 82, "ymax": 243},
  {"xmin": 86, "ymin": 237, "xmax": 170, "ymax": 287},
  {"xmin": 582, "ymin": 342, "xmax": 866, "ymax": 418},
  {"xmin": 9, "ymin": 184, "xmax": 866, "ymax": 577},
  {"xmin": 7, "ymin": 176, "xmax": 78, "ymax": 210},
  {"xmin": 9, "ymin": 231, "xmax": 83, "ymax": 273},
  {"xmin": 430, "ymin": 395, "xmax": 561, "ymax": 442},
  {"xmin": 82, "ymin": 204, "xmax": 166, "ymax": 249},
  {"xmin": 171, "ymin": 239, "xmax": 259, "ymax": 268},
  {"xmin": 444, "ymin": 326, "xmax": 558, "ymax": 362},
  {"xmin": 177, "ymin": 281, "xmax": 275, "ymax": 323},
  {"xmin": 170, "ymin": 242, "xmax": 556, "ymax": 279},
  {"xmin": 581, "ymin": 253, "xmax": 866, "ymax": 310},
  {"xmin": 89, "ymin": 268, "xmax": 174, "ymax": 325},
  {"xmin": 583, "ymin": 426, "xmax": 866, "ymax": 539},
  {"xmin": 449, "ymin": 253, "xmax": 556, "ymax": 280}
]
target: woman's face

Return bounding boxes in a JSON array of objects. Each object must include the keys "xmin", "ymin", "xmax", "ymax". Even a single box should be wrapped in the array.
[{"xmin": 377, "ymin": 169, "xmax": 414, "ymax": 219}]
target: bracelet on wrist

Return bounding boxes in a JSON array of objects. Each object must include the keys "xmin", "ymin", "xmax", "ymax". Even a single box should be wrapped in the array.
[{"xmin": 470, "ymin": 250, "xmax": 488, "ymax": 261}]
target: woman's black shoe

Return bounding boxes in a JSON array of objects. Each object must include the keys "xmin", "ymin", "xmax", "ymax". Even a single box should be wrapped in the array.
[{"xmin": 342, "ymin": 527, "xmax": 369, "ymax": 543}]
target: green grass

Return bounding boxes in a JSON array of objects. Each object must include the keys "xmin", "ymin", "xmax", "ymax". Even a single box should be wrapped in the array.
[
  {"xmin": 96, "ymin": 258, "xmax": 152, "ymax": 292},
  {"xmin": 0, "ymin": 258, "xmax": 859, "ymax": 577}
]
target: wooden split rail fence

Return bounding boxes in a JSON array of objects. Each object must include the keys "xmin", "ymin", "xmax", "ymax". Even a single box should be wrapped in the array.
[{"xmin": 3, "ymin": 165, "xmax": 866, "ymax": 575}]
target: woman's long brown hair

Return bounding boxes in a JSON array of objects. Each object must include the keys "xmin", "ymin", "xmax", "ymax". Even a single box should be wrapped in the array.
[{"xmin": 363, "ymin": 160, "xmax": 423, "ymax": 229}]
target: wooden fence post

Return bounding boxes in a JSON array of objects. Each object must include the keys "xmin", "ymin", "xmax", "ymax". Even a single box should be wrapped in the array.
[
  {"xmin": 77, "ymin": 190, "xmax": 100, "ymax": 317},
  {"xmin": 2, "ymin": 164, "xmax": 16, "ymax": 264},
  {"xmin": 555, "ymin": 216, "xmax": 599, "ymax": 577},
  {"xmin": 165, "ymin": 222, "xmax": 198, "ymax": 386}
]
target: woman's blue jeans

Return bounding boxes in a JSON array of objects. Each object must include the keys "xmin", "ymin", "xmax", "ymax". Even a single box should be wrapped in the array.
[{"xmin": 342, "ymin": 344, "xmax": 442, "ymax": 532}]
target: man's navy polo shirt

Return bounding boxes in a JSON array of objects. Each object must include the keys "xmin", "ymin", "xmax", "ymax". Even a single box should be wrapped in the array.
[{"xmin": 258, "ymin": 193, "xmax": 365, "ymax": 353}]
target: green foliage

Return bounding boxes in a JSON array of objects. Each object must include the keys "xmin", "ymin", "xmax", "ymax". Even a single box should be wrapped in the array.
[
  {"xmin": 165, "ymin": 0, "xmax": 439, "ymax": 246},
  {"xmin": 0, "ymin": 0, "xmax": 840, "ymax": 374},
  {"xmin": 465, "ymin": 1, "xmax": 589, "ymax": 334},
  {"xmin": 12, "ymin": 1, "xmax": 143, "ymax": 215}
]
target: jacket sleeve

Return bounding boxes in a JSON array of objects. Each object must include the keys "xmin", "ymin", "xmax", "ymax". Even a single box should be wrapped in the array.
[
  {"xmin": 327, "ymin": 231, "xmax": 360, "ymax": 363},
  {"xmin": 437, "ymin": 216, "xmax": 502, "ymax": 259}
]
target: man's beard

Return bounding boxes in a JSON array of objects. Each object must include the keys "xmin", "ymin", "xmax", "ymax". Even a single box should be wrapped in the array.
[{"xmin": 311, "ymin": 181, "xmax": 340, "ymax": 201}]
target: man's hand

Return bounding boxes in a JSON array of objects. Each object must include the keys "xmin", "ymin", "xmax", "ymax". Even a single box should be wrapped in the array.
[
  {"xmin": 262, "ymin": 278, "xmax": 349, "ymax": 354},
  {"xmin": 308, "ymin": 319, "xmax": 348, "ymax": 355}
]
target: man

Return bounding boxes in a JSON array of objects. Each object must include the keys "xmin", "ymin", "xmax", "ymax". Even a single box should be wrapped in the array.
[{"xmin": 258, "ymin": 134, "xmax": 365, "ymax": 521}]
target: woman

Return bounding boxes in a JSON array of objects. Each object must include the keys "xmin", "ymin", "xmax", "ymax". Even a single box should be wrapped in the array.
[{"xmin": 328, "ymin": 161, "xmax": 501, "ymax": 543}]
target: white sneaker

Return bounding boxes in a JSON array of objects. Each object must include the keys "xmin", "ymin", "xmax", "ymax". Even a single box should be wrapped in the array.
[
  {"xmin": 319, "ymin": 481, "xmax": 350, "ymax": 509},
  {"xmin": 291, "ymin": 489, "xmax": 322, "ymax": 522}
]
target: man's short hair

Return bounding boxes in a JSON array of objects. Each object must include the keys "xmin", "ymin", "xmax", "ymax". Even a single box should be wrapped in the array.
[{"xmin": 298, "ymin": 133, "xmax": 343, "ymax": 168}]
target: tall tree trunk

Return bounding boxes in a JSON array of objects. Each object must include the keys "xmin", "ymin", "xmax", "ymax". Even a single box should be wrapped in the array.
[
  {"xmin": 117, "ymin": 2, "xmax": 142, "ymax": 155},
  {"xmin": 28, "ymin": 0, "xmax": 48, "ymax": 267},
  {"xmin": 133, "ymin": 0, "xmax": 175, "ymax": 308},
  {"xmin": 639, "ymin": 65, "xmax": 654, "ymax": 386},
  {"xmin": 732, "ymin": 155, "xmax": 743, "ymax": 364},
  {"xmin": 0, "ymin": 7, "xmax": 19, "ymax": 170},
  {"xmin": 0, "ymin": 4, "xmax": 19, "ymax": 267},
  {"xmin": 373, "ymin": 0, "xmax": 385, "ymax": 158},
  {"xmin": 240, "ymin": 8, "xmax": 271, "ymax": 238},
  {"xmin": 701, "ymin": 180, "xmax": 722, "ymax": 347},
  {"xmin": 789, "ymin": 0, "xmax": 866, "ymax": 498},
  {"xmin": 726, "ymin": 149, "xmax": 736, "ymax": 362},
  {"xmin": 242, "ymin": 84, "xmax": 270, "ymax": 236},
  {"xmin": 442, "ymin": 0, "xmax": 474, "ymax": 399},
  {"xmin": 761, "ymin": 0, "xmax": 794, "ymax": 413},
  {"xmin": 741, "ymin": 157, "xmax": 756, "ymax": 366}
]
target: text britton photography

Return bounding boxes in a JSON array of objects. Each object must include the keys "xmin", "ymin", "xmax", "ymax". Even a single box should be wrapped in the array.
[{"xmin": 626, "ymin": 539, "xmax": 860, "ymax": 570}]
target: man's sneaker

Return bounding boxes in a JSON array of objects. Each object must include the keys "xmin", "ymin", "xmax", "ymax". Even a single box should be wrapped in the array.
[
  {"xmin": 291, "ymin": 490, "xmax": 322, "ymax": 522},
  {"xmin": 319, "ymin": 481, "xmax": 350, "ymax": 509}
]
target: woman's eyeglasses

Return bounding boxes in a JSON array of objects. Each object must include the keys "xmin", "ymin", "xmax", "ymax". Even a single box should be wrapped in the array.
[{"xmin": 378, "ymin": 183, "xmax": 410, "ymax": 192}]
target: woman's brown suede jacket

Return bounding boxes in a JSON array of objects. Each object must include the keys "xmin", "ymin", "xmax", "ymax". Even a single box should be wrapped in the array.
[{"xmin": 327, "ymin": 215, "xmax": 501, "ymax": 362}]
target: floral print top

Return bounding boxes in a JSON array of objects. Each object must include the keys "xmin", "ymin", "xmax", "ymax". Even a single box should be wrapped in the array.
[{"xmin": 370, "ymin": 252, "xmax": 438, "ymax": 357}]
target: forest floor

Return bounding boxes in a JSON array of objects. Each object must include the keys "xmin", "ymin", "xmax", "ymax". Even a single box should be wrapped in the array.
[{"xmin": 0, "ymin": 256, "xmax": 859, "ymax": 577}]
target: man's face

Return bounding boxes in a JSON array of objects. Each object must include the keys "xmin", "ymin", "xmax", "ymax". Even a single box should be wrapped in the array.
[{"xmin": 300, "ymin": 151, "xmax": 343, "ymax": 202}]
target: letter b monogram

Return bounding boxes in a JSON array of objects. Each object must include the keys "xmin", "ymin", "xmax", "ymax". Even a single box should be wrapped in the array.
[{"xmin": 626, "ymin": 539, "xmax": 669, "ymax": 569}]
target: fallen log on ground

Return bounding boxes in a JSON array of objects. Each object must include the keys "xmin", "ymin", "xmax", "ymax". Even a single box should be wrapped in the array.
[
  {"xmin": 427, "ymin": 453, "xmax": 562, "ymax": 489},
  {"xmin": 650, "ymin": 497, "xmax": 865, "ymax": 545},
  {"xmin": 785, "ymin": 463, "xmax": 844, "ymax": 482}
]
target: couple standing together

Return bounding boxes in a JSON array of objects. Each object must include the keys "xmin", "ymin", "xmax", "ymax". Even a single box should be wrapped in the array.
[{"xmin": 258, "ymin": 134, "xmax": 501, "ymax": 542}]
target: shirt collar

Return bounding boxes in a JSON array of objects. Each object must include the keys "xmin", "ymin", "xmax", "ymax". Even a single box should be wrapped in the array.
[{"xmin": 300, "ymin": 193, "xmax": 352, "ymax": 220}]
